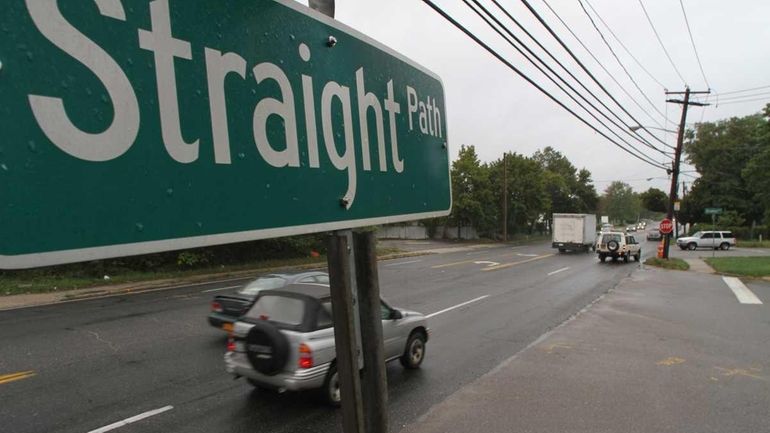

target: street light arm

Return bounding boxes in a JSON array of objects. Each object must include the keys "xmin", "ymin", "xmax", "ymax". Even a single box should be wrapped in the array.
[{"xmin": 630, "ymin": 125, "xmax": 678, "ymax": 134}]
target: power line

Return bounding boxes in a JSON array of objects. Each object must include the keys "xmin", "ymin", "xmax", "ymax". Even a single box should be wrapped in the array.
[
  {"xmin": 579, "ymin": 0, "xmax": 679, "ymax": 130},
  {"xmin": 541, "ymin": 0, "xmax": 673, "ymax": 135},
  {"xmin": 579, "ymin": 0, "xmax": 667, "ymax": 90},
  {"xmin": 516, "ymin": 0, "xmax": 676, "ymax": 151},
  {"xmin": 679, "ymin": 0, "xmax": 710, "ymax": 89},
  {"xmin": 707, "ymin": 84, "xmax": 770, "ymax": 97},
  {"xmin": 705, "ymin": 91, "xmax": 770, "ymax": 103},
  {"xmin": 418, "ymin": 0, "xmax": 669, "ymax": 170},
  {"xmin": 467, "ymin": 0, "xmax": 672, "ymax": 157},
  {"xmin": 638, "ymin": 0, "xmax": 687, "ymax": 85},
  {"xmin": 713, "ymin": 96, "xmax": 770, "ymax": 107}
]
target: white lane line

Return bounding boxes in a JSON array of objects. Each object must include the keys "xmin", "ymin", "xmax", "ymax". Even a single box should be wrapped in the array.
[
  {"xmin": 547, "ymin": 267, "xmax": 570, "ymax": 276},
  {"xmin": 722, "ymin": 277, "xmax": 763, "ymax": 304},
  {"xmin": 87, "ymin": 406, "xmax": 174, "ymax": 433},
  {"xmin": 474, "ymin": 261, "xmax": 500, "ymax": 268},
  {"xmin": 384, "ymin": 259, "xmax": 422, "ymax": 267},
  {"xmin": 426, "ymin": 295, "xmax": 489, "ymax": 319},
  {"xmin": 201, "ymin": 285, "xmax": 241, "ymax": 293},
  {"xmin": 516, "ymin": 253, "xmax": 539, "ymax": 257}
]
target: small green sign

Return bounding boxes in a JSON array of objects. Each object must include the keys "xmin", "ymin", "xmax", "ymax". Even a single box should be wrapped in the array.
[
  {"xmin": 704, "ymin": 208, "xmax": 723, "ymax": 215},
  {"xmin": 0, "ymin": 0, "xmax": 451, "ymax": 268}
]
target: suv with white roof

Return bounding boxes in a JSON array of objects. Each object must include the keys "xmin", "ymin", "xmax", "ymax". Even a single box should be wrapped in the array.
[
  {"xmin": 596, "ymin": 232, "xmax": 641, "ymax": 263},
  {"xmin": 676, "ymin": 231, "xmax": 736, "ymax": 250},
  {"xmin": 224, "ymin": 283, "xmax": 428, "ymax": 405}
]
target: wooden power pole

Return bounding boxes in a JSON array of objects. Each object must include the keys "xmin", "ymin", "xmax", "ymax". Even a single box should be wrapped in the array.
[{"xmin": 663, "ymin": 87, "xmax": 709, "ymax": 258}]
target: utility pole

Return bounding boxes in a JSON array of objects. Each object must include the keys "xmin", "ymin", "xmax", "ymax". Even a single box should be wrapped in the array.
[
  {"xmin": 663, "ymin": 87, "xmax": 709, "ymax": 258},
  {"xmin": 502, "ymin": 152, "xmax": 508, "ymax": 242}
]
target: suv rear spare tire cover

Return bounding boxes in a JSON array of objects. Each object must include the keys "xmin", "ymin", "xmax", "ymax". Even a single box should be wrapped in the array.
[
  {"xmin": 607, "ymin": 240, "xmax": 619, "ymax": 252},
  {"xmin": 245, "ymin": 321, "xmax": 290, "ymax": 376}
]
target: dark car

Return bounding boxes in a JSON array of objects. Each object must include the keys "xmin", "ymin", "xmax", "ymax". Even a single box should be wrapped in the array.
[{"xmin": 208, "ymin": 271, "xmax": 329, "ymax": 332}]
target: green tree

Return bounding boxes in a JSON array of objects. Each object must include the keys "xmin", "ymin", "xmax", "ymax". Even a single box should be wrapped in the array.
[
  {"xmin": 533, "ymin": 147, "xmax": 598, "ymax": 222},
  {"xmin": 639, "ymin": 188, "xmax": 668, "ymax": 213},
  {"xmin": 449, "ymin": 145, "xmax": 494, "ymax": 234},
  {"xmin": 600, "ymin": 181, "xmax": 640, "ymax": 224},
  {"xmin": 685, "ymin": 111, "xmax": 768, "ymax": 224},
  {"xmin": 490, "ymin": 152, "xmax": 548, "ymax": 235}
]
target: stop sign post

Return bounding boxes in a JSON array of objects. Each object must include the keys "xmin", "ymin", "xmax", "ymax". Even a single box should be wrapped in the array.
[
  {"xmin": 659, "ymin": 219, "xmax": 674, "ymax": 234},
  {"xmin": 659, "ymin": 219, "xmax": 674, "ymax": 259}
]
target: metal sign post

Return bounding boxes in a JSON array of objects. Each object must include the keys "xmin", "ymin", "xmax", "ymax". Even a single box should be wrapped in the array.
[{"xmin": 327, "ymin": 231, "xmax": 365, "ymax": 433}]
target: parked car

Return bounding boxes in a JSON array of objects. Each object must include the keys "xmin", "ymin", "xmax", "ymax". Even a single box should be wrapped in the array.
[
  {"xmin": 596, "ymin": 232, "xmax": 642, "ymax": 263},
  {"xmin": 208, "ymin": 271, "xmax": 329, "ymax": 332},
  {"xmin": 646, "ymin": 230, "xmax": 662, "ymax": 241},
  {"xmin": 626, "ymin": 226, "xmax": 637, "ymax": 232},
  {"xmin": 224, "ymin": 283, "xmax": 428, "ymax": 405},
  {"xmin": 676, "ymin": 231, "xmax": 736, "ymax": 251}
]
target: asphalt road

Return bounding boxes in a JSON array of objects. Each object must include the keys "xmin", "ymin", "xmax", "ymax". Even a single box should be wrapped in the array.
[{"xmin": 0, "ymin": 240, "xmax": 657, "ymax": 433}]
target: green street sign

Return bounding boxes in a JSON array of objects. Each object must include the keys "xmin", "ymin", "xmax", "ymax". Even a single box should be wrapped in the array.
[
  {"xmin": 0, "ymin": 0, "xmax": 451, "ymax": 268},
  {"xmin": 704, "ymin": 208, "xmax": 723, "ymax": 215}
]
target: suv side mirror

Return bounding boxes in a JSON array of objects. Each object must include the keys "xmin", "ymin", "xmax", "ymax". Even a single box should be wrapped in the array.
[{"xmin": 390, "ymin": 309, "xmax": 403, "ymax": 320}]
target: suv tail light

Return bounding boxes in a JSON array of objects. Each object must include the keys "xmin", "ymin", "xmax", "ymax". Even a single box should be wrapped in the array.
[
  {"xmin": 226, "ymin": 336, "xmax": 235, "ymax": 352},
  {"xmin": 211, "ymin": 301, "xmax": 223, "ymax": 313},
  {"xmin": 298, "ymin": 343, "xmax": 313, "ymax": 369}
]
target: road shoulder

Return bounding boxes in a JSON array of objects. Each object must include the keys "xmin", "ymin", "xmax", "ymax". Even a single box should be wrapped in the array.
[{"xmin": 402, "ymin": 266, "xmax": 769, "ymax": 433}]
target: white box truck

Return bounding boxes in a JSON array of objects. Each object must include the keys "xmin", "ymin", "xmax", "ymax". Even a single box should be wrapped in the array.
[{"xmin": 552, "ymin": 213, "xmax": 597, "ymax": 253}]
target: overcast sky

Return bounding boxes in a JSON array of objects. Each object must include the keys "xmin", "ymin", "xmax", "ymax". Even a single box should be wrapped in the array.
[{"xmin": 303, "ymin": 0, "xmax": 770, "ymax": 195}]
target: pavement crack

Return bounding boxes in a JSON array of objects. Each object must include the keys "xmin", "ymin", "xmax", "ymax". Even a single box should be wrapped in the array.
[{"xmin": 86, "ymin": 330, "xmax": 119, "ymax": 353}]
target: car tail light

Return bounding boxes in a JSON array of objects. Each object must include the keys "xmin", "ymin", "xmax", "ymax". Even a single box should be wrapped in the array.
[
  {"xmin": 226, "ymin": 336, "xmax": 235, "ymax": 352},
  {"xmin": 211, "ymin": 301, "xmax": 223, "ymax": 313},
  {"xmin": 298, "ymin": 343, "xmax": 313, "ymax": 369}
]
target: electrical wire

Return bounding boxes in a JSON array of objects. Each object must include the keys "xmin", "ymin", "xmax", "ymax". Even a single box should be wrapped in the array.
[
  {"xmin": 704, "ymin": 91, "xmax": 770, "ymax": 103},
  {"xmin": 712, "ymin": 96, "xmax": 770, "ymax": 107},
  {"xmin": 580, "ymin": 0, "xmax": 677, "ymax": 129},
  {"xmin": 638, "ymin": 0, "xmax": 688, "ymax": 85},
  {"xmin": 517, "ymin": 0, "xmax": 676, "ymax": 151},
  {"xmin": 418, "ymin": 0, "xmax": 669, "ymax": 170},
  {"xmin": 706, "ymin": 84, "xmax": 770, "ymax": 97},
  {"xmin": 679, "ymin": 0, "xmax": 710, "ymax": 89},
  {"xmin": 468, "ymin": 0, "xmax": 672, "ymax": 157},
  {"xmin": 540, "ymin": 0, "xmax": 672, "ymax": 135}
]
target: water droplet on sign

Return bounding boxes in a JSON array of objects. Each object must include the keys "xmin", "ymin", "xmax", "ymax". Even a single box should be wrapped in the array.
[
  {"xmin": 27, "ymin": 141, "xmax": 37, "ymax": 153},
  {"xmin": 238, "ymin": 152, "xmax": 245, "ymax": 159},
  {"xmin": 166, "ymin": 188, "xmax": 174, "ymax": 196},
  {"xmin": 135, "ymin": 223, "xmax": 144, "ymax": 232},
  {"xmin": 1, "ymin": 164, "xmax": 8, "ymax": 172},
  {"xmin": 26, "ymin": 51, "xmax": 33, "ymax": 61}
]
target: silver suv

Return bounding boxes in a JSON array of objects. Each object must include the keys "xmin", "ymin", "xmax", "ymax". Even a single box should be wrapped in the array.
[
  {"xmin": 224, "ymin": 283, "xmax": 429, "ymax": 405},
  {"xmin": 676, "ymin": 231, "xmax": 736, "ymax": 250}
]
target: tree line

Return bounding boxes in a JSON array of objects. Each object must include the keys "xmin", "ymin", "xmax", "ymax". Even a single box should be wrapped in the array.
[{"xmin": 431, "ymin": 145, "xmax": 600, "ymax": 237}]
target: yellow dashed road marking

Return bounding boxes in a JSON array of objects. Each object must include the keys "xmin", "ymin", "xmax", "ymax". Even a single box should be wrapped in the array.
[
  {"xmin": 0, "ymin": 370, "xmax": 36, "ymax": 385},
  {"xmin": 543, "ymin": 343, "xmax": 573, "ymax": 354},
  {"xmin": 482, "ymin": 254, "xmax": 555, "ymax": 271},
  {"xmin": 657, "ymin": 357, "xmax": 686, "ymax": 366},
  {"xmin": 714, "ymin": 366, "xmax": 765, "ymax": 380}
]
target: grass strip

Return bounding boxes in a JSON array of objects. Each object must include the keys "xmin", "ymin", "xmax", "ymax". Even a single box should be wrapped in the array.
[
  {"xmin": 704, "ymin": 256, "xmax": 770, "ymax": 277},
  {"xmin": 644, "ymin": 257, "xmax": 690, "ymax": 271}
]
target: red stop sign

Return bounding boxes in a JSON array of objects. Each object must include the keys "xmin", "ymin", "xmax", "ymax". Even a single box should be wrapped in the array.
[{"xmin": 659, "ymin": 219, "xmax": 674, "ymax": 234}]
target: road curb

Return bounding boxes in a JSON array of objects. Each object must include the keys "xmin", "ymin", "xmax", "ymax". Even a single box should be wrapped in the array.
[{"xmin": 0, "ymin": 250, "xmax": 440, "ymax": 311}]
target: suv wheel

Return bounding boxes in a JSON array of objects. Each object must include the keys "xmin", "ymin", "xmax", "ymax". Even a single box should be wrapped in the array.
[
  {"xmin": 322, "ymin": 365, "xmax": 341, "ymax": 407},
  {"xmin": 400, "ymin": 331, "xmax": 426, "ymax": 369},
  {"xmin": 720, "ymin": 242, "xmax": 730, "ymax": 250},
  {"xmin": 687, "ymin": 243, "xmax": 697, "ymax": 251},
  {"xmin": 634, "ymin": 251, "xmax": 641, "ymax": 262}
]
